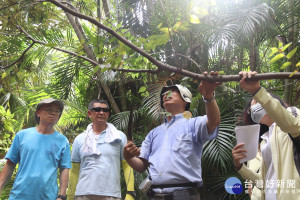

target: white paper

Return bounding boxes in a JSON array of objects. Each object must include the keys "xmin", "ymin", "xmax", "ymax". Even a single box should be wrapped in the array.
[{"xmin": 235, "ymin": 124, "xmax": 260, "ymax": 163}]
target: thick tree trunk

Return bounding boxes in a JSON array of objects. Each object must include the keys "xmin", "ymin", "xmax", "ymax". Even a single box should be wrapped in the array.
[
  {"xmin": 117, "ymin": 73, "xmax": 128, "ymax": 111},
  {"xmin": 102, "ymin": 0, "xmax": 111, "ymax": 19},
  {"xmin": 64, "ymin": 1, "xmax": 120, "ymax": 113}
]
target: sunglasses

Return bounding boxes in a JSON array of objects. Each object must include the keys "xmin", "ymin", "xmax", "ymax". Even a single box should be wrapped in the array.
[{"xmin": 91, "ymin": 107, "xmax": 110, "ymax": 113}]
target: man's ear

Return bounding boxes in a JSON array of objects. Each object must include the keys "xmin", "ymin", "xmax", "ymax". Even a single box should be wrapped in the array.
[
  {"xmin": 36, "ymin": 110, "xmax": 41, "ymax": 118},
  {"xmin": 87, "ymin": 110, "xmax": 92, "ymax": 118}
]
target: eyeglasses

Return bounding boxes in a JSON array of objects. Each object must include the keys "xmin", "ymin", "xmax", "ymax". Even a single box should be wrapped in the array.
[
  {"xmin": 42, "ymin": 108, "xmax": 61, "ymax": 115},
  {"xmin": 91, "ymin": 107, "xmax": 110, "ymax": 113}
]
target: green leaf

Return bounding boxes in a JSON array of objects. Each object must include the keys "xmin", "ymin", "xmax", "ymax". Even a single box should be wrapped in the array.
[
  {"xmin": 1, "ymin": 73, "xmax": 6, "ymax": 79},
  {"xmin": 44, "ymin": 43, "xmax": 57, "ymax": 47},
  {"xmin": 218, "ymin": 71, "xmax": 225, "ymax": 75},
  {"xmin": 269, "ymin": 47, "xmax": 279, "ymax": 57},
  {"xmin": 296, "ymin": 62, "xmax": 300, "ymax": 67},
  {"xmin": 125, "ymin": 32, "xmax": 131, "ymax": 38},
  {"xmin": 289, "ymin": 70, "xmax": 298, "ymax": 77},
  {"xmin": 192, "ymin": 7, "xmax": 209, "ymax": 18},
  {"xmin": 162, "ymin": 91, "xmax": 172, "ymax": 98},
  {"xmin": 281, "ymin": 42, "xmax": 292, "ymax": 52},
  {"xmin": 93, "ymin": 65, "xmax": 100, "ymax": 74},
  {"xmin": 101, "ymin": 67, "xmax": 108, "ymax": 73},
  {"xmin": 172, "ymin": 22, "xmax": 182, "ymax": 32},
  {"xmin": 160, "ymin": 27, "xmax": 170, "ymax": 34},
  {"xmin": 116, "ymin": 24, "xmax": 122, "ymax": 29},
  {"xmin": 157, "ymin": 23, "xmax": 163, "ymax": 29},
  {"xmin": 269, "ymin": 53, "xmax": 285, "ymax": 64},
  {"xmin": 131, "ymin": 73, "xmax": 139, "ymax": 79},
  {"xmin": 280, "ymin": 62, "xmax": 291, "ymax": 70},
  {"xmin": 189, "ymin": 14, "xmax": 200, "ymax": 24},
  {"xmin": 138, "ymin": 86, "xmax": 147, "ymax": 93},
  {"xmin": 278, "ymin": 42, "xmax": 283, "ymax": 48},
  {"xmin": 287, "ymin": 47, "xmax": 298, "ymax": 59}
]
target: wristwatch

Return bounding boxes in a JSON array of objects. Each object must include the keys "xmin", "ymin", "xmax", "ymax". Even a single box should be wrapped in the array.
[
  {"xmin": 202, "ymin": 93, "xmax": 215, "ymax": 103},
  {"xmin": 57, "ymin": 194, "xmax": 67, "ymax": 200},
  {"xmin": 127, "ymin": 191, "xmax": 136, "ymax": 197}
]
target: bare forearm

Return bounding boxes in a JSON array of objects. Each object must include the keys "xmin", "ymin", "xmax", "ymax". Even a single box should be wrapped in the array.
[
  {"xmin": 59, "ymin": 168, "xmax": 69, "ymax": 196},
  {"xmin": 0, "ymin": 160, "xmax": 16, "ymax": 191},
  {"xmin": 126, "ymin": 157, "xmax": 148, "ymax": 173},
  {"xmin": 205, "ymin": 100, "xmax": 221, "ymax": 134}
]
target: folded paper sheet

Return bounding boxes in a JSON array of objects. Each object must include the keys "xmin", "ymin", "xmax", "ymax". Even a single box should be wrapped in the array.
[{"xmin": 235, "ymin": 124, "xmax": 260, "ymax": 163}]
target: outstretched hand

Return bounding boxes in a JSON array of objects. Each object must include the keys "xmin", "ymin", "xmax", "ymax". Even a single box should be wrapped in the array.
[{"xmin": 198, "ymin": 71, "xmax": 222, "ymax": 99}]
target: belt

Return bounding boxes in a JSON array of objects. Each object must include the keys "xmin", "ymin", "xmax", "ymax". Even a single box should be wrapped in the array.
[
  {"xmin": 148, "ymin": 187, "xmax": 198, "ymax": 200},
  {"xmin": 151, "ymin": 182, "xmax": 197, "ymax": 189}
]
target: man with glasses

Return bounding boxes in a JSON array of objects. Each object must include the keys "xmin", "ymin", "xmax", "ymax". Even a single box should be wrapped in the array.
[
  {"xmin": 123, "ymin": 72, "xmax": 221, "ymax": 200},
  {"xmin": 67, "ymin": 99, "xmax": 135, "ymax": 200},
  {"xmin": 0, "ymin": 98, "xmax": 71, "ymax": 200}
]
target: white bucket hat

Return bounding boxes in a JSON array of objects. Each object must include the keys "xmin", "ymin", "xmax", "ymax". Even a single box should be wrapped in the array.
[{"xmin": 160, "ymin": 84, "xmax": 192, "ymax": 110}]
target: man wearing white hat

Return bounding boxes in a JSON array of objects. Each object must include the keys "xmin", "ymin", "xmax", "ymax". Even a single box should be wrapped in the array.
[
  {"xmin": 0, "ymin": 98, "xmax": 71, "ymax": 200},
  {"xmin": 123, "ymin": 71, "xmax": 222, "ymax": 200}
]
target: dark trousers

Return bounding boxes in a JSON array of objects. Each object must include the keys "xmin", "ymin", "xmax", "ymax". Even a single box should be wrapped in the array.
[{"xmin": 147, "ymin": 188, "xmax": 200, "ymax": 200}]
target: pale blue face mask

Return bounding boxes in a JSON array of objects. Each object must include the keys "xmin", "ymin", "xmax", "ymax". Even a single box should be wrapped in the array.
[{"xmin": 250, "ymin": 103, "xmax": 267, "ymax": 124}]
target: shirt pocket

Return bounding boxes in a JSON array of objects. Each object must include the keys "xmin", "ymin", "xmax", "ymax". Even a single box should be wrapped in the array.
[{"xmin": 173, "ymin": 133, "xmax": 193, "ymax": 155}]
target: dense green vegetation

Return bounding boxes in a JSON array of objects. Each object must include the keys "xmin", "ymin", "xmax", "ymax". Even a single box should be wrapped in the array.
[{"xmin": 0, "ymin": 0, "xmax": 299, "ymax": 199}]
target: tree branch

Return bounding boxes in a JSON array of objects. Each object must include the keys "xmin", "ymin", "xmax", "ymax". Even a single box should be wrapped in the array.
[
  {"xmin": 0, "ymin": 32, "xmax": 21, "ymax": 36},
  {"xmin": 16, "ymin": 25, "xmax": 100, "ymax": 66},
  {"xmin": 0, "ymin": 42, "xmax": 35, "ymax": 70},
  {"xmin": 112, "ymin": 68, "xmax": 158, "ymax": 73},
  {"xmin": 0, "ymin": 2, "xmax": 18, "ymax": 12},
  {"xmin": 45, "ymin": 0, "xmax": 300, "ymax": 82}
]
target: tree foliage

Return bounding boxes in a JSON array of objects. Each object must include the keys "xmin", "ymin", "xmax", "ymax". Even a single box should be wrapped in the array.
[{"xmin": 0, "ymin": 0, "xmax": 300, "ymax": 199}]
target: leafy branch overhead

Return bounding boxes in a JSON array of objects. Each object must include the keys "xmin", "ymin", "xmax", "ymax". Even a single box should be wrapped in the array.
[{"xmin": 43, "ymin": 0, "xmax": 300, "ymax": 82}]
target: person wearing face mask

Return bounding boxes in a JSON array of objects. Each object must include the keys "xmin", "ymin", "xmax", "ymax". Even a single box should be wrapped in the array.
[{"xmin": 232, "ymin": 71, "xmax": 300, "ymax": 200}]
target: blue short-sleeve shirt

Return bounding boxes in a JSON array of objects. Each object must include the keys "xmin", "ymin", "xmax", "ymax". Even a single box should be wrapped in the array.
[
  {"xmin": 139, "ymin": 113, "xmax": 218, "ymax": 192},
  {"xmin": 5, "ymin": 127, "xmax": 71, "ymax": 200}
]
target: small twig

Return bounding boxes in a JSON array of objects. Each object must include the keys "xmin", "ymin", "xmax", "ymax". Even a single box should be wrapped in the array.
[
  {"xmin": 0, "ymin": 2, "xmax": 18, "ymax": 12},
  {"xmin": 17, "ymin": 25, "xmax": 100, "ymax": 66},
  {"xmin": 0, "ymin": 32, "xmax": 21, "ymax": 36},
  {"xmin": 112, "ymin": 68, "xmax": 158, "ymax": 73},
  {"xmin": 177, "ymin": 54, "xmax": 203, "ymax": 73},
  {"xmin": 0, "ymin": 43, "xmax": 35, "ymax": 70}
]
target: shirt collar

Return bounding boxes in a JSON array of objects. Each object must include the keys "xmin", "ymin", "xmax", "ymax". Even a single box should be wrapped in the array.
[{"xmin": 164, "ymin": 113, "xmax": 184, "ymax": 125}]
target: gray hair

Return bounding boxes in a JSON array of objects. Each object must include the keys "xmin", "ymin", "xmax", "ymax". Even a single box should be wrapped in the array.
[{"xmin": 88, "ymin": 99, "xmax": 110, "ymax": 110}]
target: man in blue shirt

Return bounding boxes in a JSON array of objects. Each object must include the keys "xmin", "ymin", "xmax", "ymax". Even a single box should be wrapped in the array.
[
  {"xmin": 124, "ymin": 71, "xmax": 221, "ymax": 200},
  {"xmin": 0, "ymin": 98, "xmax": 71, "ymax": 200}
]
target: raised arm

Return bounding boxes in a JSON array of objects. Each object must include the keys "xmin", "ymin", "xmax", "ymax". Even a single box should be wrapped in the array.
[
  {"xmin": 239, "ymin": 71, "xmax": 300, "ymax": 137},
  {"xmin": 198, "ymin": 71, "xmax": 222, "ymax": 134}
]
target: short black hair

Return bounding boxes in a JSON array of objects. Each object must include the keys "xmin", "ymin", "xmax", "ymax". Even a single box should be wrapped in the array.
[{"xmin": 88, "ymin": 99, "xmax": 110, "ymax": 111}]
